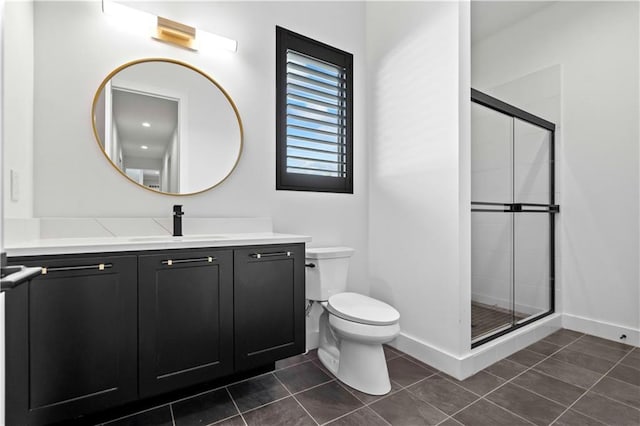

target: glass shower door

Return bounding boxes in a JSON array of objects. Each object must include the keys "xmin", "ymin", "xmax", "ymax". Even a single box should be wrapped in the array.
[
  {"xmin": 471, "ymin": 89, "xmax": 557, "ymax": 347},
  {"xmin": 470, "ymin": 102, "xmax": 515, "ymax": 340},
  {"xmin": 513, "ymin": 119, "xmax": 553, "ymax": 323}
]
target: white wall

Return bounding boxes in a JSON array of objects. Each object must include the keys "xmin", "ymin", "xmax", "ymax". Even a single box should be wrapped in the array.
[
  {"xmin": 3, "ymin": 0, "xmax": 33, "ymax": 219},
  {"xmin": 367, "ymin": 1, "xmax": 471, "ymax": 362},
  {"xmin": 8, "ymin": 1, "xmax": 369, "ymax": 291},
  {"xmin": 473, "ymin": 1, "xmax": 640, "ymax": 341}
]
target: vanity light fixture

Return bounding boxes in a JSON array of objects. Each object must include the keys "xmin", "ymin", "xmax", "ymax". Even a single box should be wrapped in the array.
[
  {"xmin": 140, "ymin": 145, "xmax": 149, "ymax": 150},
  {"xmin": 142, "ymin": 122, "xmax": 151, "ymax": 127},
  {"xmin": 102, "ymin": 0, "xmax": 237, "ymax": 53}
]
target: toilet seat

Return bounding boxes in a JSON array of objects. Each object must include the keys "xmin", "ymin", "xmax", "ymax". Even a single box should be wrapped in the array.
[{"xmin": 327, "ymin": 292, "xmax": 400, "ymax": 326}]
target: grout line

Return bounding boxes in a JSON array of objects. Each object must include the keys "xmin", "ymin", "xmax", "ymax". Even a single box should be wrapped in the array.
[
  {"xmin": 548, "ymin": 344, "xmax": 638, "ymax": 425},
  {"xmin": 365, "ymin": 406, "xmax": 393, "ymax": 426},
  {"xmin": 272, "ymin": 371, "xmax": 320, "ymax": 426},
  {"xmin": 224, "ymin": 387, "xmax": 248, "ymax": 426},
  {"xmin": 101, "ymin": 403, "xmax": 175, "ymax": 425},
  {"xmin": 236, "ymin": 395, "xmax": 292, "ymax": 416},
  {"xmin": 291, "ymin": 378, "xmax": 336, "ymax": 396},
  {"xmin": 574, "ymin": 334, "xmax": 636, "ymax": 352},
  {"xmin": 318, "ymin": 406, "xmax": 363, "ymax": 426},
  {"xmin": 169, "ymin": 404, "xmax": 176, "ymax": 426},
  {"xmin": 481, "ymin": 397, "xmax": 538, "ymax": 425},
  {"xmin": 508, "ymin": 380, "xmax": 577, "ymax": 407}
]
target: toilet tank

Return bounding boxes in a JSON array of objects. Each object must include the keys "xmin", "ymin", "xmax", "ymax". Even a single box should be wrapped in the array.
[{"xmin": 305, "ymin": 247, "xmax": 355, "ymax": 301}]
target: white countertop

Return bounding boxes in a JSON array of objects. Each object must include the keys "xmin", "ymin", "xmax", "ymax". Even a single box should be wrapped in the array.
[{"xmin": 6, "ymin": 233, "xmax": 312, "ymax": 257}]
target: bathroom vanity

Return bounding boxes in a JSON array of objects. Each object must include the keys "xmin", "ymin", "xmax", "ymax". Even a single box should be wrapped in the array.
[{"xmin": 4, "ymin": 232, "xmax": 309, "ymax": 425}]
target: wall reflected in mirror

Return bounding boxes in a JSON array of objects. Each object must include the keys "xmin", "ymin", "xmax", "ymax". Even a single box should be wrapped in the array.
[{"xmin": 93, "ymin": 59, "xmax": 243, "ymax": 195}]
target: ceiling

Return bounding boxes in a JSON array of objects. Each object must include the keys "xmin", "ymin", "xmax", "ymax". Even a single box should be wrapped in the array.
[
  {"xmin": 112, "ymin": 89, "xmax": 178, "ymax": 161},
  {"xmin": 471, "ymin": 1, "xmax": 556, "ymax": 43}
]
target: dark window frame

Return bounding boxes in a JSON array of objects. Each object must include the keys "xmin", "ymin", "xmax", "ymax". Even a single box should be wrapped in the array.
[{"xmin": 276, "ymin": 26, "xmax": 354, "ymax": 193}]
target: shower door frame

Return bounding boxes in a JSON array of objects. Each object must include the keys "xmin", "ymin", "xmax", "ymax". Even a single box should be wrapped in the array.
[{"xmin": 470, "ymin": 88, "xmax": 559, "ymax": 348}]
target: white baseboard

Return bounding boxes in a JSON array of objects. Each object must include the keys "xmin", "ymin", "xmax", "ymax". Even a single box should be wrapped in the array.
[
  {"xmin": 563, "ymin": 313, "xmax": 639, "ymax": 347},
  {"xmin": 315, "ymin": 312, "xmax": 636, "ymax": 381},
  {"xmin": 390, "ymin": 314, "xmax": 562, "ymax": 380}
]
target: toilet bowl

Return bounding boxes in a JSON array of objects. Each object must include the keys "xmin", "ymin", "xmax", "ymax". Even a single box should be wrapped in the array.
[{"xmin": 306, "ymin": 248, "xmax": 400, "ymax": 395}]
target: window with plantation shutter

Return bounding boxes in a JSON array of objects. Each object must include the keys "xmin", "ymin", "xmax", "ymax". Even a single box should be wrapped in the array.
[{"xmin": 276, "ymin": 26, "xmax": 353, "ymax": 193}]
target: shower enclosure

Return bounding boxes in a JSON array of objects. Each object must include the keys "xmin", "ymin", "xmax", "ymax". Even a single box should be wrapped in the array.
[{"xmin": 471, "ymin": 89, "xmax": 558, "ymax": 347}]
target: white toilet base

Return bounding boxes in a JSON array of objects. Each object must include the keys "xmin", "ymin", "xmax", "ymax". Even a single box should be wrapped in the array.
[
  {"xmin": 338, "ymin": 340, "xmax": 391, "ymax": 395},
  {"xmin": 317, "ymin": 310, "xmax": 399, "ymax": 395}
]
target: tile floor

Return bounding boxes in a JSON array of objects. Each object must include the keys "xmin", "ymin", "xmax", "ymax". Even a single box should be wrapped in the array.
[{"xmin": 102, "ymin": 329, "xmax": 639, "ymax": 426}]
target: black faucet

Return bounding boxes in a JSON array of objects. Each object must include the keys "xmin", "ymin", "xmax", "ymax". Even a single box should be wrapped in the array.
[{"xmin": 173, "ymin": 205, "xmax": 184, "ymax": 237}]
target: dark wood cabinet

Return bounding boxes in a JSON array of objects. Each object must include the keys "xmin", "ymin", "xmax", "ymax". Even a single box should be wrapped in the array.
[
  {"xmin": 138, "ymin": 249, "xmax": 234, "ymax": 397},
  {"xmin": 234, "ymin": 244, "xmax": 305, "ymax": 371},
  {"xmin": 6, "ymin": 254, "xmax": 138, "ymax": 426},
  {"xmin": 6, "ymin": 243, "xmax": 305, "ymax": 425}
]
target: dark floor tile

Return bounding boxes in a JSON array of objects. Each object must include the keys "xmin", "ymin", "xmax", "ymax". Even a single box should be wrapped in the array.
[
  {"xmin": 341, "ymin": 377, "xmax": 403, "ymax": 404},
  {"xmin": 387, "ymin": 356, "xmax": 435, "ymax": 387},
  {"xmin": 228, "ymin": 373, "xmax": 289, "ymax": 413},
  {"xmin": 243, "ymin": 397, "xmax": 315, "ymax": 426},
  {"xmin": 275, "ymin": 350, "xmax": 318, "ymax": 369},
  {"xmin": 407, "ymin": 375, "xmax": 478, "ymax": 415},
  {"xmin": 526, "ymin": 340, "xmax": 563, "ymax": 356},
  {"xmin": 591, "ymin": 376, "xmax": 640, "ymax": 409},
  {"xmin": 453, "ymin": 398, "xmax": 531, "ymax": 426},
  {"xmin": 274, "ymin": 360, "xmax": 332, "ymax": 393},
  {"xmin": 439, "ymin": 418, "xmax": 464, "ymax": 426},
  {"xmin": 578, "ymin": 334, "xmax": 634, "ymax": 351},
  {"xmin": 572, "ymin": 391, "xmax": 640, "ymax": 426},
  {"xmin": 621, "ymin": 348, "xmax": 640, "ymax": 370},
  {"xmin": 551, "ymin": 348, "xmax": 616, "ymax": 374},
  {"xmin": 553, "ymin": 410, "xmax": 605, "ymax": 426},
  {"xmin": 311, "ymin": 357, "xmax": 334, "ymax": 377},
  {"xmin": 484, "ymin": 359, "xmax": 527, "ymax": 380},
  {"xmin": 327, "ymin": 407, "xmax": 387, "ymax": 426},
  {"xmin": 543, "ymin": 329, "xmax": 583, "ymax": 346},
  {"xmin": 104, "ymin": 406, "xmax": 173, "ymax": 426},
  {"xmin": 172, "ymin": 388, "xmax": 238, "ymax": 426},
  {"xmin": 533, "ymin": 358, "xmax": 601, "ymax": 389},
  {"xmin": 486, "ymin": 383, "xmax": 565, "ymax": 426},
  {"xmin": 212, "ymin": 415, "xmax": 245, "ymax": 426},
  {"xmin": 442, "ymin": 371, "xmax": 505, "ymax": 396},
  {"xmin": 401, "ymin": 354, "xmax": 438, "ymax": 373},
  {"xmin": 607, "ymin": 363, "xmax": 640, "ymax": 386},
  {"xmin": 511, "ymin": 370, "xmax": 584, "ymax": 406},
  {"xmin": 296, "ymin": 381, "xmax": 363, "ymax": 424},
  {"xmin": 507, "ymin": 349, "xmax": 547, "ymax": 367},
  {"xmin": 566, "ymin": 339, "xmax": 629, "ymax": 362},
  {"xmin": 383, "ymin": 344, "xmax": 402, "ymax": 360},
  {"xmin": 370, "ymin": 389, "xmax": 448, "ymax": 426}
]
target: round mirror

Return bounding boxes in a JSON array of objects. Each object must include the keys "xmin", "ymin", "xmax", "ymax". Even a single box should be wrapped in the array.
[{"xmin": 92, "ymin": 58, "xmax": 243, "ymax": 195}]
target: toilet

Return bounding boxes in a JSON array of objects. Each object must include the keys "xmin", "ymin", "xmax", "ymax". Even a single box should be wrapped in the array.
[{"xmin": 306, "ymin": 247, "xmax": 400, "ymax": 395}]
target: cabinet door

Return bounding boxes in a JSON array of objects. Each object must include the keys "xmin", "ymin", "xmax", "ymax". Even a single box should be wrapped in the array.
[
  {"xmin": 139, "ymin": 249, "xmax": 233, "ymax": 397},
  {"xmin": 6, "ymin": 255, "xmax": 138, "ymax": 426},
  {"xmin": 234, "ymin": 244, "xmax": 305, "ymax": 371}
]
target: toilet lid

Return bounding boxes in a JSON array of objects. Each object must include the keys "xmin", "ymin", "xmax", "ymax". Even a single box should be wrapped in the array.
[{"xmin": 327, "ymin": 292, "xmax": 400, "ymax": 326}]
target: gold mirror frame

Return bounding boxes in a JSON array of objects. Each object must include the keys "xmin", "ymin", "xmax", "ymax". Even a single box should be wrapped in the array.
[{"xmin": 91, "ymin": 58, "xmax": 244, "ymax": 196}]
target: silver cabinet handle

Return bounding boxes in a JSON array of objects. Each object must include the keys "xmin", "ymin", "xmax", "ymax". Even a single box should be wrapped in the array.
[
  {"xmin": 161, "ymin": 257, "xmax": 216, "ymax": 266},
  {"xmin": 249, "ymin": 251, "xmax": 292, "ymax": 259},
  {"xmin": 41, "ymin": 263, "xmax": 113, "ymax": 275}
]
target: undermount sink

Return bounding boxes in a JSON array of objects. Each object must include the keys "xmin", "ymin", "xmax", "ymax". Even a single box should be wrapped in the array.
[{"xmin": 127, "ymin": 235, "xmax": 228, "ymax": 242}]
